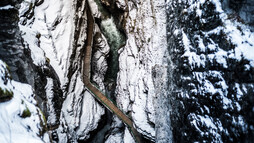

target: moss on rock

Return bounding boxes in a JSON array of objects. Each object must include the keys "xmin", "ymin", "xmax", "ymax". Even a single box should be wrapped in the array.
[
  {"xmin": 0, "ymin": 88, "xmax": 13, "ymax": 102},
  {"xmin": 21, "ymin": 107, "xmax": 31, "ymax": 118}
]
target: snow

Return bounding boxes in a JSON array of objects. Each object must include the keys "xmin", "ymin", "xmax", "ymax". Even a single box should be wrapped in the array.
[
  {"xmin": 123, "ymin": 128, "xmax": 135, "ymax": 143},
  {"xmin": 235, "ymin": 83, "xmax": 243, "ymax": 99},
  {"xmin": 18, "ymin": 0, "xmax": 104, "ymax": 141},
  {"xmin": 209, "ymin": 0, "xmax": 254, "ymax": 63},
  {"xmin": 176, "ymin": 0, "xmax": 254, "ymax": 141},
  {"xmin": 115, "ymin": 0, "xmax": 168, "ymax": 140},
  {"xmin": 0, "ymin": 5, "xmax": 14, "ymax": 10},
  {"xmin": 105, "ymin": 132, "xmax": 123, "ymax": 143},
  {"xmin": 224, "ymin": 22, "xmax": 254, "ymax": 61},
  {"xmin": 59, "ymin": 72, "xmax": 105, "ymax": 141},
  {"xmin": 214, "ymin": 50, "xmax": 228, "ymax": 68},
  {"xmin": 45, "ymin": 78, "xmax": 57, "ymax": 125},
  {"xmin": 19, "ymin": 0, "xmax": 75, "ymax": 87},
  {"xmin": 76, "ymin": 90, "xmax": 105, "ymax": 140},
  {"xmin": 198, "ymin": 115, "xmax": 217, "ymax": 130},
  {"xmin": 182, "ymin": 30, "xmax": 191, "ymax": 48},
  {"xmin": 0, "ymin": 60, "xmax": 49, "ymax": 143},
  {"xmin": 182, "ymin": 0, "xmax": 254, "ymax": 68},
  {"xmin": 132, "ymin": 96, "xmax": 155, "ymax": 137},
  {"xmin": 189, "ymin": 113, "xmax": 222, "ymax": 142},
  {"xmin": 19, "ymin": 25, "xmax": 47, "ymax": 66},
  {"xmin": 211, "ymin": 0, "xmax": 224, "ymax": 13},
  {"xmin": 182, "ymin": 32, "xmax": 208, "ymax": 69},
  {"xmin": 11, "ymin": 0, "xmax": 253, "ymax": 142}
]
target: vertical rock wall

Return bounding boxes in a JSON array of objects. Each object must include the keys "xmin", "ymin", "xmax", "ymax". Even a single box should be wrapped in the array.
[
  {"xmin": 114, "ymin": 0, "xmax": 168, "ymax": 142},
  {"xmin": 17, "ymin": 0, "xmax": 109, "ymax": 142},
  {"xmin": 1, "ymin": 0, "xmax": 254, "ymax": 142},
  {"xmin": 0, "ymin": 0, "xmax": 50, "ymax": 142}
]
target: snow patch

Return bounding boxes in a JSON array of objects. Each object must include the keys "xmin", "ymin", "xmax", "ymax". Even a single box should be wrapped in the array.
[
  {"xmin": 0, "ymin": 5, "xmax": 14, "ymax": 10},
  {"xmin": 0, "ymin": 60, "xmax": 49, "ymax": 143}
]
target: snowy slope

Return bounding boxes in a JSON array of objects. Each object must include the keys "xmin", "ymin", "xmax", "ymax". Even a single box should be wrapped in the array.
[{"xmin": 0, "ymin": 60, "xmax": 49, "ymax": 143}]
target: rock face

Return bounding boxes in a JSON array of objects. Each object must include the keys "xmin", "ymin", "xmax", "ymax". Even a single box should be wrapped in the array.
[
  {"xmin": 0, "ymin": 59, "xmax": 49, "ymax": 142},
  {"xmin": 1, "ymin": 0, "xmax": 254, "ymax": 143},
  {"xmin": 1, "ymin": 0, "xmax": 62, "ymax": 141},
  {"xmin": 0, "ymin": 0, "xmax": 50, "ymax": 141},
  {"xmin": 114, "ymin": 0, "xmax": 168, "ymax": 142},
  {"xmin": 0, "ymin": 0, "xmax": 34, "ymax": 85},
  {"xmin": 152, "ymin": 65, "xmax": 173, "ymax": 143},
  {"xmin": 17, "ymin": 0, "xmax": 115, "ymax": 142}
]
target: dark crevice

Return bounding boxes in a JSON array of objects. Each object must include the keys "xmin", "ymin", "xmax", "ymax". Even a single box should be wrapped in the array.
[{"xmin": 93, "ymin": 0, "xmax": 126, "ymax": 103}]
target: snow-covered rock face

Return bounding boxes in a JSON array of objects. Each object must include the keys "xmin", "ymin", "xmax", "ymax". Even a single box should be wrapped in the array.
[
  {"xmin": 0, "ymin": 0, "xmax": 55, "ymax": 142},
  {"xmin": 1, "ymin": 0, "xmax": 254, "ymax": 142},
  {"xmin": 166, "ymin": 0, "xmax": 254, "ymax": 142},
  {"xmin": 91, "ymin": 24, "xmax": 110, "ymax": 91},
  {"xmin": 115, "ymin": 0, "xmax": 168, "ymax": 141},
  {"xmin": 17, "ymin": 0, "xmax": 108, "ymax": 142},
  {"xmin": 152, "ymin": 65, "xmax": 173, "ymax": 143},
  {"xmin": 18, "ymin": 0, "xmax": 109, "ymax": 142},
  {"xmin": 0, "ymin": 0, "xmax": 35, "ymax": 85},
  {"xmin": 0, "ymin": 60, "xmax": 49, "ymax": 143}
]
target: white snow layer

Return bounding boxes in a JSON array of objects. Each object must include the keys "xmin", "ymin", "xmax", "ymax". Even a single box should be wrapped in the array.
[
  {"xmin": 19, "ymin": 0, "xmax": 106, "ymax": 141},
  {"xmin": 45, "ymin": 78, "xmax": 57, "ymax": 125},
  {"xmin": 0, "ymin": 60, "xmax": 49, "ymax": 143},
  {"xmin": 19, "ymin": 0, "xmax": 74, "ymax": 87},
  {"xmin": 184, "ymin": 0, "xmax": 254, "ymax": 65},
  {"xmin": 116, "ymin": 0, "xmax": 167, "ymax": 141},
  {"xmin": 0, "ymin": 5, "xmax": 14, "ymax": 10},
  {"xmin": 180, "ymin": 0, "xmax": 254, "ymax": 140}
]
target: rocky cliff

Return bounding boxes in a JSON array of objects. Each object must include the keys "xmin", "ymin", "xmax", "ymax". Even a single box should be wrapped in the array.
[{"xmin": 0, "ymin": 0, "xmax": 254, "ymax": 143}]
